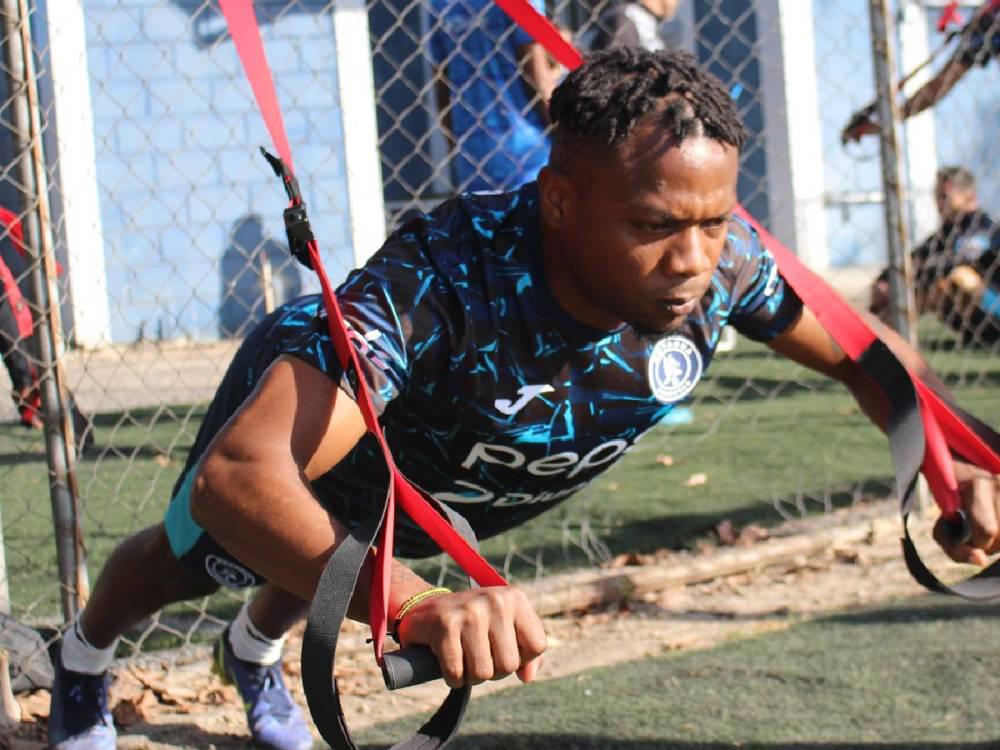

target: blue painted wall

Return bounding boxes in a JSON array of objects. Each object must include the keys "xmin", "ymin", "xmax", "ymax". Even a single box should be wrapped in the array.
[{"xmin": 82, "ymin": 1, "xmax": 353, "ymax": 342}]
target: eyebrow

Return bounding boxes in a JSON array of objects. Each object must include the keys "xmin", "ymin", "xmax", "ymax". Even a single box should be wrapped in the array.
[{"xmin": 630, "ymin": 203, "xmax": 735, "ymax": 223}]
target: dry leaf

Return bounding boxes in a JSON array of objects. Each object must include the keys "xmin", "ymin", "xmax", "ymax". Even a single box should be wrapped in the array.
[
  {"xmin": 737, "ymin": 524, "xmax": 769, "ymax": 546},
  {"xmin": 684, "ymin": 472, "xmax": 707, "ymax": 487},
  {"xmin": 715, "ymin": 519, "xmax": 738, "ymax": 545},
  {"xmin": 606, "ymin": 482, "xmax": 620, "ymax": 491},
  {"xmin": 606, "ymin": 552, "xmax": 654, "ymax": 568},
  {"xmin": 112, "ymin": 691, "xmax": 156, "ymax": 727},
  {"xmin": 16, "ymin": 692, "xmax": 49, "ymax": 721},
  {"xmin": 655, "ymin": 454, "xmax": 674, "ymax": 467}
]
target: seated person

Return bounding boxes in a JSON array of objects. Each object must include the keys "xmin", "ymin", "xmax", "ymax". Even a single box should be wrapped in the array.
[{"xmin": 870, "ymin": 166, "xmax": 1000, "ymax": 346}]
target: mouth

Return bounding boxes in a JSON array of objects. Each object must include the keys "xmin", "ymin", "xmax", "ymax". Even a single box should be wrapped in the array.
[{"xmin": 656, "ymin": 296, "xmax": 699, "ymax": 317}]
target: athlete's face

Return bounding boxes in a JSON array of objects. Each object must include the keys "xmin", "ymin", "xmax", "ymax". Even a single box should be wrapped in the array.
[{"xmin": 539, "ymin": 126, "xmax": 738, "ymax": 335}]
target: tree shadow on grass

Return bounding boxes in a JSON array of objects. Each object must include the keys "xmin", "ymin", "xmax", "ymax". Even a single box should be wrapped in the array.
[
  {"xmin": 362, "ymin": 734, "xmax": 1000, "ymax": 750},
  {"xmin": 823, "ymin": 597, "xmax": 1000, "ymax": 627},
  {"xmin": 119, "ymin": 722, "xmax": 251, "ymax": 749}
]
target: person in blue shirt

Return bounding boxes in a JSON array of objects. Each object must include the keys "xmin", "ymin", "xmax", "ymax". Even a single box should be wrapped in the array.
[
  {"xmin": 47, "ymin": 48, "xmax": 1000, "ymax": 750},
  {"xmin": 428, "ymin": 0, "xmax": 561, "ymax": 191}
]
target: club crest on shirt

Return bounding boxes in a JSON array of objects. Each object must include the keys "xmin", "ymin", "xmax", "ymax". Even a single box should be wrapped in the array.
[{"xmin": 647, "ymin": 336, "xmax": 703, "ymax": 404}]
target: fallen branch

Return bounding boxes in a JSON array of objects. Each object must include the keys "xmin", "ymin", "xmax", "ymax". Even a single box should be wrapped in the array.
[{"xmin": 525, "ymin": 513, "xmax": 903, "ymax": 617}]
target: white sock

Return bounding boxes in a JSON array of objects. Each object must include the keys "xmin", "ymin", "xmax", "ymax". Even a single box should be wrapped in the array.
[
  {"xmin": 227, "ymin": 602, "xmax": 286, "ymax": 666},
  {"xmin": 60, "ymin": 616, "xmax": 117, "ymax": 675}
]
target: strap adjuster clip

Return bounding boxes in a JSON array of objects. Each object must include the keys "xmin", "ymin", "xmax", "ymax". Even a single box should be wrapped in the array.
[{"xmin": 261, "ymin": 147, "xmax": 315, "ymax": 270}]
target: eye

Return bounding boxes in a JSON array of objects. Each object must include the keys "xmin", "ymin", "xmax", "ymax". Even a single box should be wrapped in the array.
[{"xmin": 634, "ymin": 220, "xmax": 679, "ymax": 234}]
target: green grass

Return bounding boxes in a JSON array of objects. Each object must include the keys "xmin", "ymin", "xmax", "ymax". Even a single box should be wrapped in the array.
[
  {"xmin": 357, "ymin": 594, "xmax": 1000, "ymax": 749},
  {"xmin": 2, "ymin": 334, "xmax": 999, "ymax": 629}
]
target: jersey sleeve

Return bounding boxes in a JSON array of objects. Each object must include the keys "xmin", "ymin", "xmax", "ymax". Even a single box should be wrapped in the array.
[
  {"xmin": 726, "ymin": 218, "xmax": 803, "ymax": 342},
  {"xmin": 281, "ymin": 224, "xmax": 456, "ymax": 416}
]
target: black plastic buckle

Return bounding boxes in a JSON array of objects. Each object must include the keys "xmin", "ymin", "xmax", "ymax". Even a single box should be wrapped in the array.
[{"xmin": 260, "ymin": 147, "xmax": 315, "ymax": 270}]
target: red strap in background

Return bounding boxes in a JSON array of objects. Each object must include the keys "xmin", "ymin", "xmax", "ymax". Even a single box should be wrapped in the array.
[
  {"xmin": 219, "ymin": 0, "xmax": 504, "ymax": 666},
  {"xmin": 938, "ymin": 1, "xmax": 963, "ymax": 31},
  {"xmin": 0, "ymin": 207, "xmax": 34, "ymax": 339}
]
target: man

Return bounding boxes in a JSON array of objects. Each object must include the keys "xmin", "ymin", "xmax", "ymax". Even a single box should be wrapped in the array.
[
  {"xmin": 47, "ymin": 49, "xmax": 1000, "ymax": 750},
  {"xmin": 843, "ymin": 0, "xmax": 999, "ymax": 141},
  {"xmin": 870, "ymin": 166, "xmax": 1000, "ymax": 346},
  {"xmin": 428, "ymin": 0, "xmax": 561, "ymax": 192}
]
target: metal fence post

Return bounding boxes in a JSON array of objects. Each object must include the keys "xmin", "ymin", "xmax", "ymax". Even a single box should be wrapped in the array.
[
  {"xmin": 868, "ymin": 0, "xmax": 918, "ymax": 345},
  {"xmin": 1, "ymin": 0, "xmax": 89, "ymax": 621}
]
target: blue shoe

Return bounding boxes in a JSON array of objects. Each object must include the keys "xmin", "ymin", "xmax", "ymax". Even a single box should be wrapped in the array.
[
  {"xmin": 213, "ymin": 627, "xmax": 313, "ymax": 750},
  {"xmin": 47, "ymin": 647, "xmax": 116, "ymax": 750}
]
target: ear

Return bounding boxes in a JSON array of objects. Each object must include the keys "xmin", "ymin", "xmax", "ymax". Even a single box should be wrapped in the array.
[{"xmin": 537, "ymin": 166, "xmax": 574, "ymax": 232}]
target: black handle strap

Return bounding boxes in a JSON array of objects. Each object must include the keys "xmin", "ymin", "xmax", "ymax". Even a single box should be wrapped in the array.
[
  {"xmin": 858, "ymin": 340, "xmax": 1000, "ymax": 599},
  {"xmin": 302, "ymin": 492, "xmax": 482, "ymax": 749}
]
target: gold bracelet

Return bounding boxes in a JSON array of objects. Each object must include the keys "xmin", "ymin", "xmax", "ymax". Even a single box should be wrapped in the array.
[{"xmin": 391, "ymin": 587, "xmax": 452, "ymax": 640}]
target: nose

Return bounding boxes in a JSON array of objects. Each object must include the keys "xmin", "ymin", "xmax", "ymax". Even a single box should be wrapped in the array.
[{"xmin": 659, "ymin": 227, "xmax": 712, "ymax": 278}]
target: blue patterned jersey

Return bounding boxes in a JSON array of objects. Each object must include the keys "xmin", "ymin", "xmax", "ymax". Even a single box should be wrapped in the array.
[{"xmin": 187, "ymin": 183, "xmax": 801, "ymax": 557}]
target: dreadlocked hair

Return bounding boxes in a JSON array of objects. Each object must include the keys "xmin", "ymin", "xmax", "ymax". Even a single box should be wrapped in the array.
[{"xmin": 549, "ymin": 48, "xmax": 747, "ymax": 169}]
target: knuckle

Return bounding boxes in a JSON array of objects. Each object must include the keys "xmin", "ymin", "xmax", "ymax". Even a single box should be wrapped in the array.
[
  {"xmin": 468, "ymin": 661, "xmax": 493, "ymax": 684},
  {"xmin": 522, "ymin": 629, "xmax": 547, "ymax": 659},
  {"xmin": 494, "ymin": 652, "xmax": 519, "ymax": 676},
  {"xmin": 438, "ymin": 610, "xmax": 465, "ymax": 634}
]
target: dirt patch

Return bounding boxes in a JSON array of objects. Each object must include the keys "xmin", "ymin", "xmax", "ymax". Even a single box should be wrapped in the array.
[{"xmin": 4, "ymin": 501, "xmax": 966, "ymax": 749}]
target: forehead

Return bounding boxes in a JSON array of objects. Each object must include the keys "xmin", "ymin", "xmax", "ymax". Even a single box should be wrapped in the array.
[{"xmin": 595, "ymin": 126, "xmax": 739, "ymax": 206}]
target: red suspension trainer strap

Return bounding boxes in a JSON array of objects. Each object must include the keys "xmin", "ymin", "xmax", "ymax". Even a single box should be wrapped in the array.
[
  {"xmin": 222, "ymin": 0, "xmax": 1000, "ymax": 746},
  {"xmin": 220, "ymin": 3, "xmax": 504, "ymax": 749},
  {"xmin": 483, "ymin": 0, "xmax": 1000, "ymax": 597}
]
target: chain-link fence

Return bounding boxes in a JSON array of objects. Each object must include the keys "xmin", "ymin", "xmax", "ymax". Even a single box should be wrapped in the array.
[{"xmin": 0, "ymin": 0, "xmax": 998, "ymax": 694}]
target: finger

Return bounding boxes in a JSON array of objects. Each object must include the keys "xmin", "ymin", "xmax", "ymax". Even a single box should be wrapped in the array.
[
  {"xmin": 434, "ymin": 627, "xmax": 465, "ymax": 689},
  {"xmin": 516, "ymin": 653, "xmax": 545, "ymax": 684},
  {"xmin": 962, "ymin": 475, "xmax": 999, "ymax": 551},
  {"xmin": 487, "ymin": 616, "xmax": 521, "ymax": 681},
  {"xmin": 934, "ymin": 517, "xmax": 988, "ymax": 567},
  {"xmin": 513, "ymin": 601, "xmax": 547, "ymax": 676},
  {"xmin": 461, "ymin": 627, "xmax": 492, "ymax": 686}
]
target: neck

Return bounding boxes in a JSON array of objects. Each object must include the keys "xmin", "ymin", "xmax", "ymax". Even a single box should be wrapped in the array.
[{"xmin": 538, "ymin": 222, "xmax": 623, "ymax": 331}]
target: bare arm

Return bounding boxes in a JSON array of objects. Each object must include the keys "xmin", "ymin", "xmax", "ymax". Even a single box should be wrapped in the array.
[
  {"xmin": 434, "ymin": 69, "xmax": 455, "ymax": 151},
  {"xmin": 899, "ymin": 53, "xmax": 972, "ymax": 121},
  {"xmin": 517, "ymin": 41, "xmax": 560, "ymax": 120},
  {"xmin": 767, "ymin": 306, "xmax": 1000, "ymax": 564},
  {"xmin": 190, "ymin": 355, "xmax": 409, "ymax": 614},
  {"xmin": 191, "ymin": 354, "xmax": 546, "ymax": 685}
]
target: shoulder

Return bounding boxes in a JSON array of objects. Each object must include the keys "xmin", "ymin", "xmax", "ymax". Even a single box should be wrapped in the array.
[{"xmin": 721, "ymin": 214, "xmax": 768, "ymax": 264}]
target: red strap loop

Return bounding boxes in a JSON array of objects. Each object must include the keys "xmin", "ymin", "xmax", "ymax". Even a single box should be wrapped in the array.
[{"xmin": 219, "ymin": 0, "xmax": 505, "ymax": 666}]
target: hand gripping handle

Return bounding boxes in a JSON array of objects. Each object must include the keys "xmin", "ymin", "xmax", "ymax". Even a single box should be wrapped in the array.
[{"xmin": 381, "ymin": 645, "xmax": 444, "ymax": 690}]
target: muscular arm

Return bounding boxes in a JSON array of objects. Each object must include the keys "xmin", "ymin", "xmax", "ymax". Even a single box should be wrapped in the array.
[
  {"xmin": 766, "ymin": 305, "xmax": 951, "ymax": 430},
  {"xmin": 190, "ymin": 354, "xmax": 546, "ymax": 685},
  {"xmin": 190, "ymin": 355, "xmax": 426, "ymax": 618},
  {"xmin": 767, "ymin": 306, "xmax": 1000, "ymax": 564}
]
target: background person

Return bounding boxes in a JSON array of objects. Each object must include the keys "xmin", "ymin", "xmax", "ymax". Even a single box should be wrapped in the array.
[
  {"xmin": 588, "ymin": 0, "xmax": 680, "ymax": 52},
  {"xmin": 869, "ymin": 166, "xmax": 1000, "ymax": 346},
  {"xmin": 427, "ymin": 0, "xmax": 562, "ymax": 192}
]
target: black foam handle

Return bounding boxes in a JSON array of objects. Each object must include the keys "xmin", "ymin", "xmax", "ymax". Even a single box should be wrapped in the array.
[
  {"xmin": 381, "ymin": 645, "xmax": 443, "ymax": 690},
  {"xmin": 940, "ymin": 508, "xmax": 972, "ymax": 546}
]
